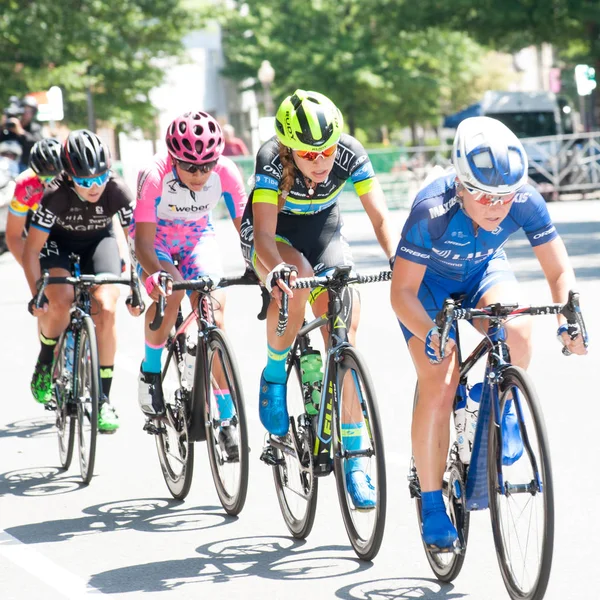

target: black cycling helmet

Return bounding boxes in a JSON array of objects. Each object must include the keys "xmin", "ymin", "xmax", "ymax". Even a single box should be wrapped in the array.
[
  {"xmin": 29, "ymin": 138, "xmax": 63, "ymax": 176},
  {"xmin": 61, "ymin": 129, "xmax": 110, "ymax": 177}
]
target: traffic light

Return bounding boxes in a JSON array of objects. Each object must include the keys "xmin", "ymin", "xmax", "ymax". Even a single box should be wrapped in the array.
[{"xmin": 575, "ymin": 64, "xmax": 596, "ymax": 96}]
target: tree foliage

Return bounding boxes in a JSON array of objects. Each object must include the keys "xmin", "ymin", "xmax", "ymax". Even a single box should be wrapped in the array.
[
  {"xmin": 220, "ymin": 0, "xmax": 505, "ymax": 139},
  {"xmin": 0, "ymin": 1, "xmax": 200, "ymax": 131}
]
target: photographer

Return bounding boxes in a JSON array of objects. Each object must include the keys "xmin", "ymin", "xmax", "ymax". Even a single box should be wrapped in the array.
[{"xmin": 0, "ymin": 96, "xmax": 43, "ymax": 171}]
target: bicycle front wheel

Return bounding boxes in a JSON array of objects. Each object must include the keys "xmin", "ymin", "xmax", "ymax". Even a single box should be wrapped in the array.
[
  {"xmin": 333, "ymin": 346, "xmax": 386, "ymax": 561},
  {"xmin": 158, "ymin": 343, "xmax": 194, "ymax": 500},
  {"xmin": 204, "ymin": 328, "xmax": 249, "ymax": 516},
  {"xmin": 272, "ymin": 355, "xmax": 319, "ymax": 539},
  {"xmin": 75, "ymin": 317, "xmax": 99, "ymax": 484},
  {"xmin": 488, "ymin": 366, "xmax": 554, "ymax": 600},
  {"xmin": 53, "ymin": 332, "xmax": 75, "ymax": 469}
]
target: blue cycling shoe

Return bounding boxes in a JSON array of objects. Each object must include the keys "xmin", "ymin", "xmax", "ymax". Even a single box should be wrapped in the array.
[
  {"xmin": 421, "ymin": 491, "xmax": 458, "ymax": 550},
  {"xmin": 502, "ymin": 396, "xmax": 524, "ymax": 466},
  {"xmin": 346, "ymin": 468, "xmax": 377, "ymax": 510},
  {"xmin": 259, "ymin": 370, "xmax": 289, "ymax": 437}
]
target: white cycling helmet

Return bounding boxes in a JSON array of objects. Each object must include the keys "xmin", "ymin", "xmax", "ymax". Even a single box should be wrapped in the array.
[
  {"xmin": 0, "ymin": 140, "xmax": 23, "ymax": 159},
  {"xmin": 452, "ymin": 116, "xmax": 528, "ymax": 195}
]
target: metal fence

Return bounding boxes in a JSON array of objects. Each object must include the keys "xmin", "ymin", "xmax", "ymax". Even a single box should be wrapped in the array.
[{"xmin": 229, "ymin": 131, "xmax": 600, "ymax": 212}]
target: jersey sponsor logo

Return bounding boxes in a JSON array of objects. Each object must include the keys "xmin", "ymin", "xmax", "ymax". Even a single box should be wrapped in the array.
[
  {"xmin": 95, "ymin": 205, "xmax": 104, "ymax": 214},
  {"xmin": 34, "ymin": 206, "xmax": 56, "ymax": 229},
  {"xmin": 450, "ymin": 248, "xmax": 495, "ymax": 261},
  {"xmin": 168, "ymin": 203, "xmax": 211, "ymax": 213},
  {"xmin": 351, "ymin": 163, "xmax": 374, "ymax": 180},
  {"xmin": 444, "ymin": 239, "xmax": 470, "ymax": 246},
  {"xmin": 255, "ymin": 173, "xmax": 278, "ymax": 190},
  {"xmin": 433, "ymin": 248, "xmax": 452, "ymax": 259},
  {"xmin": 429, "ymin": 196, "xmax": 459, "ymax": 218},
  {"xmin": 136, "ymin": 168, "xmax": 151, "ymax": 200},
  {"xmin": 399, "ymin": 246, "xmax": 429, "ymax": 259},
  {"xmin": 533, "ymin": 226, "xmax": 556, "ymax": 240},
  {"xmin": 491, "ymin": 225, "xmax": 503, "ymax": 235},
  {"xmin": 514, "ymin": 191, "xmax": 531, "ymax": 203},
  {"xmin": 335, "ymin": 145, "xmax": 357, "ymax": 171}
]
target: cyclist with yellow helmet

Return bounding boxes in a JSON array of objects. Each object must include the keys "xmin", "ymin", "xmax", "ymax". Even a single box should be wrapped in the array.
[{"xmin": 240, "ymin": 89, "xmax": 396, "ymax": 509}]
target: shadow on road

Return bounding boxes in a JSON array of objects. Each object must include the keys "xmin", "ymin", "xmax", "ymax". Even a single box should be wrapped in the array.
[
  {"xmin": 89, "ymin": 535, "xmax": 373, "ymax": 593},
  {"xmin": 336, "ymin": 577, "xmax": 466, "ymax": 599},
  {"xmin": 0, "ymin": 414, "xmax": 55, "ymax": 440},
  {"xmin": 3, "ymin": 497, "xmax": 232, "ymax": 544},
  {"xmin": 0, "ymin": 466, "xmax": 84, "ymax": 497}
]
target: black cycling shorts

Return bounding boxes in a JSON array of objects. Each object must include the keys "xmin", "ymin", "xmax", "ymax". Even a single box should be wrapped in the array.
[
  {"xmin": 39, "ymin": 233, "xmax": 121, "ymax": 276},
  {"xmin": 240, "ymin": 199, "xmax": 354, "ymax": 276}
]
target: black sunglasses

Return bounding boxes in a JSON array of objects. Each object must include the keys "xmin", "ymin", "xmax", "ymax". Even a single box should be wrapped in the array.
[{"xmin": 175, "ymin": 158, "xmax": 218, "ymax": 174}]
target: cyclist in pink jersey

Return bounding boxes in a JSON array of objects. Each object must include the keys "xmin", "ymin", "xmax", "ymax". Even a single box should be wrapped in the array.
[{"xmin": 131, "ymin": 111, "xmax": 248, "ymax": 446}]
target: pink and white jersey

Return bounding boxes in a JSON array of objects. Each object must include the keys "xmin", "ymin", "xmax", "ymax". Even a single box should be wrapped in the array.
[{"xmin": 132, "ymin": 153, "xmax": 247, "ymax": 238}]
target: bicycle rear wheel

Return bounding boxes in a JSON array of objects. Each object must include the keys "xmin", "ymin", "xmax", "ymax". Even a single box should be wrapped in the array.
[
  {"xmin": 204, "ymin": 329, "xmax": 249, "ymax": 516},
  {"xmin": 272, "ymin": 354, "xmax": 318, "ymax": 539},
  {"xmin": 412, "ymin": 385, "xmax": 470, "ymax": 581},
  {"xmin": 333, "ymin": 346, "xmax": 386, "ymax": 561},
  {"xmin": 75, "ymin": 317, "xmax": 99, "ymax": 484},
  {"xmin": 158, "ymin": 342, "xmax": 194, "ymax": 500},
  {"xmin": 488, "ymin": 366, "xmax": 553, "ymax": 600},
  {"xmin": 53, "ymin": 332, "xmax": 75, "ymax": 469}
]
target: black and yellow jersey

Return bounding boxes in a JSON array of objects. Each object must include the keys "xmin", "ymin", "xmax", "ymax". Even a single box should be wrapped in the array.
[{"xmin": 252, "ymin": 134, "xmax": 375, "ymax": 215}]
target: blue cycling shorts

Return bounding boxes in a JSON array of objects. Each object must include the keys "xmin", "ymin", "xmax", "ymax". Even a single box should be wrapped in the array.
[{"xmin": 399, "ymin": 257, "xmax": 518, "ymax": 342}]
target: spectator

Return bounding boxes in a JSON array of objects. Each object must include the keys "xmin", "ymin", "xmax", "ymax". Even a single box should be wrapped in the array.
[
  {"xmin": 222, "ymin": 124, "xmax": 249, "ymax": 156},
  {"xmin": 0, "ymin": 96, "xmax": 43, "ymax": 171}
]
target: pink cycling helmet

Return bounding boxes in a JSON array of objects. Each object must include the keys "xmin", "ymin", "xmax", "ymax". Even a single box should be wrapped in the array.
[{"xmin": 165, "ymin": 111, "xmax": 224, "ymax": 164}]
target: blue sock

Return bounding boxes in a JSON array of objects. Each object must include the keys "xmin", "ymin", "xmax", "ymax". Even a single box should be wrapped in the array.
[
  {"xmin": 142, "ymin": 343, "xmax": 163, "ymax": 373},
  {"xmin": 342, "ymin": 422, "xmax": 368, "ymax": 474},
  {"xmin": 263, "ymin": 344, "xmax": 290, "ymax": 384},
  {"xmin": 215, "ymin": 389, "xmax": 234, "ymax": 420},
  {"xmin": 421, "ymin": 490, "xmax": 457, "ymax": 547}
]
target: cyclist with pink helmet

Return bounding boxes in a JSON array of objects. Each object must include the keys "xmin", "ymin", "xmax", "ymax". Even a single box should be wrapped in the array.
[{"xmin": 130, "ymin": 111, "xmax": 248, "ymax": 433}]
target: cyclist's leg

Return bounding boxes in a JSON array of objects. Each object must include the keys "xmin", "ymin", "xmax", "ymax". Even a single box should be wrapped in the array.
[
  {"xmin": 137, "ymin": 239, "xmax": 186, "ymax": 416},
  {"xmin": 468, "ymin": 257, "xmax": 532, "ymax": 369},
  {"xmin": 85, "ymin": 235, "xmax": 122, "ymax": 430},
  {"xmin": 402, "ymin": 276, "xmax": 461, "ymax": 548},
  {"xmin": 32, "ymin": 240, "xmax": 74, "ymax": 404},
  {"xmin": 466, "ymin": 257, "xmax": 529, "ymax": 464},
  {"xmin": 307, "ymin": 209, "xmax": 377, "ymax": 507},
  {"xmin": 180, "ymin": 234, "xmax": 234, "ymax": 423}
]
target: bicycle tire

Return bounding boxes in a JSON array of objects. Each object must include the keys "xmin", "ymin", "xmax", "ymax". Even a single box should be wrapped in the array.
[
  {"xmin": 75, "ymin": 316, "xmax": 99, "ymax": 484},
  {"xmin": 412, "ymin": 384, "xmax": 470, "ymax": 581},
  {"xmin": 204, "ymin": 328, "xmax": 249, "ymax": 516},
  {"xmin": 158, "ymin": 343, "xmax": 194, "ymax": 500},
  {"xmin": 488, "ymin": 366, "xmax": 554, "ymax": 600},
  {"xmin": 272, "ymin": 355, "xmax": 319, "ymax": 539},
  {"xmin": 333, "ymin": 346, "xmax": 386, "ymax": 561},
  {"xmin": 53, "ymin": 332, "xmax": 75, "ymax": 469}
]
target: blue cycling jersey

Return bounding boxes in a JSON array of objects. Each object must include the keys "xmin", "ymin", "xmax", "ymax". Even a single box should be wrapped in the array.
[{"xmin": 395, "ymin": 171, "xmax": 558, "ymax": 282}]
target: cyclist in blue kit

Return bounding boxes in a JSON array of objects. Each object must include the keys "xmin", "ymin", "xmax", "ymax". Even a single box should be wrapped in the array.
[{"xmin": 390, "ymin": 116, "xmax": 588, "ymax": 550}]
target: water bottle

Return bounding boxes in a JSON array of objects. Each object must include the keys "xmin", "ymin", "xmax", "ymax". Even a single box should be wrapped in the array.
[
  {"xmin": 300, "ymin": 349, "xmax": 323, "ymax": 415},
  {"xmin": 465, "ymin": 382, "xmax": 483, "ymax": 459},
  {"xmin": 453, "ymin": 387, "xmax": 469, "ymax": 464},
  {"xmin": 184, "ymin": 341, "xmax": 197, "ymax": 388},
  {"xmin": 64, "ymin": 330, "xmax": 75, "ymax": 373}
]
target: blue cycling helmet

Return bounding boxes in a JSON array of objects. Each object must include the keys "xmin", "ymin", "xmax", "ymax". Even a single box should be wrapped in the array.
[{"xmin": 452, "ymin": 116, "xmax": 528, "ymax": 195}]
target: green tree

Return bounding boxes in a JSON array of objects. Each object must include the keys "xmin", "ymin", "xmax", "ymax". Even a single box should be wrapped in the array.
[
  {"xmin": 220, "ymin": 0, "xmax": 511, "ymax": 142},
  {"xmin": 386, "ymin": 0, "xmax": 600, "ymax": 125},
  {"xmin": 0, "ymin": 0, "xmax": 199, "ymax": 132}
]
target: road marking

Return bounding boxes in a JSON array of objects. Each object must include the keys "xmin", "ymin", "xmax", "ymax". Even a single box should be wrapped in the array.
[{"xmin": 0, "ymin": 530, "xmax": 101, "ymax": 597}]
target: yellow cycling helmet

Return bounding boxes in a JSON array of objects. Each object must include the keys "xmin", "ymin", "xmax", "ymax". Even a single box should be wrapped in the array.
[{"xmin": 275, "ymin": 89, "xmax": 343, "ymax": 152}]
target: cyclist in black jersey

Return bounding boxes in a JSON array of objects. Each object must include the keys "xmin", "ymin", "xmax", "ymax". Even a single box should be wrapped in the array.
[
  {"xmin": 22, "ymin": 130, "xmax": 139, "ymax": 432},
  {"xmin": 240, "ymin": 89, "xmax": 396, "ymax": 510}
]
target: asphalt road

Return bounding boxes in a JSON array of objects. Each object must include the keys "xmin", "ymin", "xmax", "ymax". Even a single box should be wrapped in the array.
[{"xmin": 0, "ymin": 200, "xmax": 598, "ymax": 600}]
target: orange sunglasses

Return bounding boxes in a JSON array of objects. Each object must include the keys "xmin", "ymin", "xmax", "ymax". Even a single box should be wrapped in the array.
[{"xmin": 295, "ymin": 144, "xmax": 338, "ymax": 161}]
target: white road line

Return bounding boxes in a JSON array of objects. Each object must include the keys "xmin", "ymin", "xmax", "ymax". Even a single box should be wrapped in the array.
[{"xmin": 0, "ymin": 530, "xmax": 101, "ymax": 598}]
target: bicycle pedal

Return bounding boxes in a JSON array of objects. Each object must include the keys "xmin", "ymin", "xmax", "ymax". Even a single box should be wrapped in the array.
[
  {"xmin": 44, "ymin": 402, "xmax": 57, "ymax": 412},
  {"xmin": 259, "ymin": 445, "xmax": 283, "ymax": 467},
  {"xmin": 427, "ymin": 541, "xmax": 461, "ymax": 555},
  {"xmin": 143, "ymin": 420, "xmax": 165, "ymax": 435}
]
